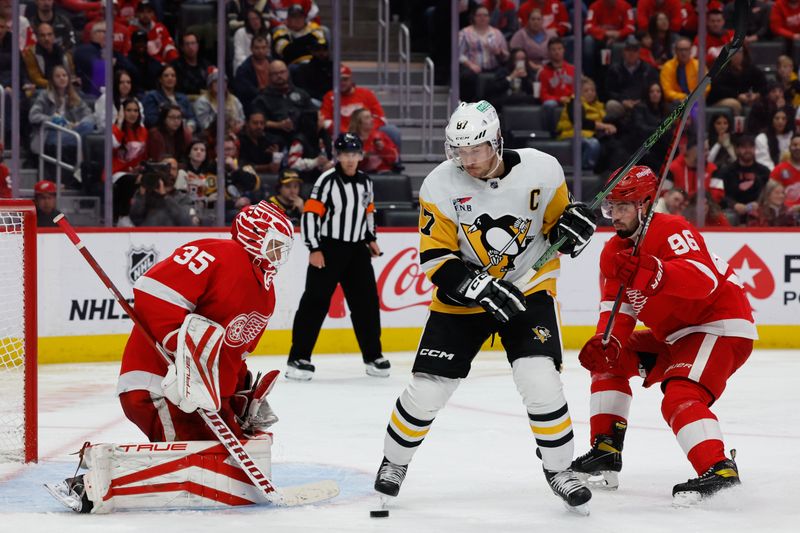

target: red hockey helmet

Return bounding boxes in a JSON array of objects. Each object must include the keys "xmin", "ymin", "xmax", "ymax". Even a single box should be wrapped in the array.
[
  {"xmin": 602, "ymin": 165, "xmax": 658, "ymax": 218},
  {"xmin": 232, "ymin": 201, "xmax": 294, "ymax": 275}
]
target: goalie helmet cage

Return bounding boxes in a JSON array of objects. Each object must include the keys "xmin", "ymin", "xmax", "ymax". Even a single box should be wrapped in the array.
[{"xmin": 0, "ymin": 200, "xmax": 38, "ymax": 463}]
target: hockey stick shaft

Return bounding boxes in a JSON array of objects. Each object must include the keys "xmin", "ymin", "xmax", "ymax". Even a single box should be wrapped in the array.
[
  {"xmin": 531, "ymin": 0, "xmax": 750, "ymax": 273},
  {"xmin": 601, "ymin": 0, "xmax": 750, "ymax": 341},
  {"xmin": 53, "ymin": 214, "xmax": 283, "ymax": 504}
]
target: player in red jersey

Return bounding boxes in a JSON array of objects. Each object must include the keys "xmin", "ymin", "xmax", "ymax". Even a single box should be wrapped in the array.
[
  {"xmin": 117, "ymin": 200, "xmax": 294, "ymax": 442},
  {"xmin": 571, "ymin": 166, "xmax": 756, "ymax": 505}
]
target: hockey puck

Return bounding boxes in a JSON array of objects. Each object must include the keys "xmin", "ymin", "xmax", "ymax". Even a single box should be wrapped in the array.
[{"xmin": 370, "ymin": 509, "xmax": 389, "ymax": 518}]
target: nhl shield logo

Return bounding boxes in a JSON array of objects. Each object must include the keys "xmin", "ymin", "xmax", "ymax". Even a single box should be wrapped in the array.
[{"xmin": 128, "ymin": 247, "xmax": 158, "ymax": 285}]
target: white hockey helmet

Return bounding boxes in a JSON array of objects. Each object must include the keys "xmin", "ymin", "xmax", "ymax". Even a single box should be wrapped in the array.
[{"xmin": 444, "ymin": 100, "xmax": 503, "ymax": 172}]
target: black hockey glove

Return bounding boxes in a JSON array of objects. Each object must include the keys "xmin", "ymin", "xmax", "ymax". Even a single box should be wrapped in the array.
[
  {"xmin": 549, "ymin": 202, "xmax": 597, "ymax": 258},
  {"xmin": 456, "ymin": 272, "xmax": 527, "ymax": 323}
]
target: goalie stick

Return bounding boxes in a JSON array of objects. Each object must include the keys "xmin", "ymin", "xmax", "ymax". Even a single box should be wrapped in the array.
[
  {"xmin": 53, "ymin": 214, "xmax": 338, "ymax": 507},
  {"xmin": 530, "ymin": 0, "xmax": 750, "ymax": 274},
  {"xmin": 601, "ymin": 0, "xmax": 749, "ymax": 341}
]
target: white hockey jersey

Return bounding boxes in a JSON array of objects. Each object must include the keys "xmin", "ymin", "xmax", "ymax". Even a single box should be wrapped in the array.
[{"xmin": 418, "ymin": 148, "xmax": 571, "ymax": 314}]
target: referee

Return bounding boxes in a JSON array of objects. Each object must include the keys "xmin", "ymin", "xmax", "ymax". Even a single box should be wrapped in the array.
[{"xmin": 286, "ymin": 133, "xmax": 391, "ymax": 381}]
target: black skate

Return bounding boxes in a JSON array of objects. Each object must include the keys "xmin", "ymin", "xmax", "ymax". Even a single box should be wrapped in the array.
[
  {"xmin": 365, "ymin": 357, "xmax": 391, "ymax": 378},
  {"xmin": 544, "ymin": 468, "xmax": 592, "ymax": 516},
  {"xmin": 286, "ymin": 359, "xmax": 315, "ymax": 381},
  {"xmin": 44, "ymin": 475, "xmax": 93, "ymax": 513},
  {"xmin": 374, "ymin": 457, "xmax": 408, "ymax": 497},
  {"xmin": 571, "ymin": 421, "xmax": 626, "ymax": 490},
  {"xmin": 672, "ymin": 450, "xmax": 741, "ymax": 507}
]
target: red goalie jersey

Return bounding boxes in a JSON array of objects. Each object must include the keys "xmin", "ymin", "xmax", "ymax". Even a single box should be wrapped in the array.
[
  {"xmin": 598, "ymin": 214, "xmax": 756, "ymax": 345},
  {"xmin": 118, "ymin": 238, "xmax": 275, "ymax": 399}
]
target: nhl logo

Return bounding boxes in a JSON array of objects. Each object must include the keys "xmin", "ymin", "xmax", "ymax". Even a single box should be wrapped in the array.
[{"xmin": 127, "ymin": 247, "xmax": 158, "ymax": 285}]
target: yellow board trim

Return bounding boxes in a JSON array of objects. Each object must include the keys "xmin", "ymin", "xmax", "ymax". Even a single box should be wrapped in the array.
[
  {"xmin": 36, "ymin": 325, "xmax": 800, "ymax": 365},
  {"xmin": 530, "ymin": 417, "xmax": 572, "ymax": 436},
  {"xmin": 390, "ymin": 412, "xmax": 430, "ymax": 439}
]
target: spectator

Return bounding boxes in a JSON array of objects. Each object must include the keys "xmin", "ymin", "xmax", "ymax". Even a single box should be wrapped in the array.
[
  {"xmin": 632, "ymin": 82, "xmax": 671, "ymax": 169},
  {"xmin": 0, "ymin": 143, "xmax": 10, "ymax": 198},
  {"xmin": 286, "ymin": 110, "xmax": 334, "ymax": 183},
  {"xmin": 747, "ymin": 82, "xmax": 787, "ymax": 134},
  {"xmin": 321, "ymin": 64, "xmax": 388, "ymax": 133},
  {"xmin": 708, "ymin": 112, "xmax": 736, "ymax": 169},
  {"xmin": 251, "ymin": 59, "xmax": 315, "ymax": 148},
  {"xmin": 706, "ymin": 48, "xmax": 766, "ymax": 116},
  {"xmin": 33, "ymin": 179, "xmax": 61, "ymax": 227},
  {"xmin": 718, "ymin": 134, "xmax": 771, "ymax": 222},
  {"xmin": 182, "ymin": 140, "xmax": 214, "ymax": 178},
  {"xmin": 666, "ymin": 137, "xmax": 723, "ymax": 201},
  {"xmin": 233, "ymin": 7, "xmax": 271, "ymax": 72},
  {"xmin": 636, "ymin": 0, "xmax": 681, "ymax": 33},
  {"xmin": 233, "ymin": 34, "xmax": 272, "ymax": 106},
  {"xmin": 685, "ymin": 190, "xmax": 731, "ymax": 227},
  {"xmin": 458, "ymin": 5, "xmax": 510, "ymax": 102},
  {"xmin": 484, "ymin": 0, "xmax": 519, "ymax": 39},
  {"xmin": 0, "ymin": 0, "xmax": 34, "ymax": 51},
  {"xmin": 755, "ymin": 107, "xmax": 794, "ymax": 171},
  {"xmin": 770, "ymin": 134, "xmax": 800, "ymax": 207},
  {"xmin": 212, "ymin": 135, "xmax": 264, "ymax": 221},
  {"xmin": 747, "ymin": 180, "xmax": 799, "ymax": 226},
  {"xmin": 194, "ymin": 68, "xmax": 246, "ymax": 134},
  {"xmin": 267, "ymin": 168, "xmax": 304, "ymax": 224},
  {"xmin": 145, "ymin": 103, "xmax": 192, "ymax": 163},
  {"xmin": 171, "ymin": 32, "xmax": 210, "ymax": 97},
  {"xmin": 291, "ymin": 39, "xmax": 332, "ymax": 103},
  {"xmin": 556, "ymin": 77, "xmax": 615, "ymax": 170},
  {"xmin": 115, "ymin": 0, "xmax": 140, "ymax": 25},
  {"xmin": 238, "ymin": 111, "xmax": 282, "ymax": 174},
  {"xmin": 94, "ymin": 68, "xmax": 139, "ymax": 133},
  {"xmin": 516, "ymin": 0, "xmax": 571, "ymax": 36},
  {"xmin": 509, "ymin": 8, "xmax": 556, "ymax": 71},
  {"xmin": 583, "ymin": 0, "xmax": 635, "ymax": 78},
  {"xmin": 28, "ymin": 64, "xmax": 94, "ymax": 181},
  {"xmin": 128, "ymin": 0, "xmax": 178, "ymax": 65},
  {"xmin": 110, "ymin": 97, "xmax": 148, "ymax": 221},
  {"xmin": 122, "ymin": 28, "xmax": 162, "ymax": 92},
  {"xmin": 266, "ymin": 0, "xmax": 321, "ymax": 28},
  {"xmin": 724, "ymin": 0, "xmax": 769, "ymax": 45},
  {"xmin": 348, "ymin": 108, "xmax": 398, "ymax": 174},
  {"xmin": 227, "ymin": 0, "xmax": 267, "ymax": 31},
  {"xmin": 25, "ymin": 0, "xmax": 75, "ymax": 50},
  {"xmin": 654, "ymin": 187, "xmax": 689, "ymax": 215},
  {"xmin": 637, "ymin": 31, "xmax": 659, "ymax": 68},
  {"xmin": 142, "ymin": 64, "xmax": 197, "ymax": 131},
  {"xmin": 692, "ymin": 7, "xmax": 732, "ymax": 67},
  {"xmin": 129, "ymin": 168, "xmax": 196, "ymax": 227},
  {"xmin": 605, "ymin": 36, "xmax": 658, "ymax": 121},
  {"xmin": 539, "ymin": 37, "xmax": 574, "ymax": 107},
  {"xmin": 777, "ymin": 55, "xmax": 800, "ymax": 108},
  {"xmin": 660, "ymin": 36, "xmax": 706, "ymax": 104},
  {"xmin": 677, "ymin": 0, "xmax": 698, "ymax": 35},
  {"xmin": 495, "ymin": 48, "xmax": 538, "ymax": 108},
  {"xmin": 770, "ymin": 0, "xmax": 800, "ymax": 48},
  {"xmin": 648, "ymin": 11, "xmax": 677, "ymax": 67},
  {"xmin": 56, "ymin": 0, "xmax": 102, "ymax": 21},
  {"xmin": 72, "ymin": 21, "xmax": 109, "ymax": 97},
  {"xmin": 23, "ymin": 23, "xmax": 75, "ymax": 90},
  {"xmin": 272, "ymin": 3, "xmax": 326, "ymax": 65},
  {"xmin": 81, "ymin": 1, "xmax": 132, "ymax": 56}
]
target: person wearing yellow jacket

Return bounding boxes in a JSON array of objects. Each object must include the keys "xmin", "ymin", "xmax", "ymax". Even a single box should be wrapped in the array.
[
  {"xmin": 660, "ymin": 36, "xmax": 709, "ymax": 104},
  {"xmin": 556, "ymin": 77, "xmax": 617, "ymax": 170}
]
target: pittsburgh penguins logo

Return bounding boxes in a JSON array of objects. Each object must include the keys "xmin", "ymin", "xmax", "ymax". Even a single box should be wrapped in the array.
[
  {"xmin": 532, "ymin": 326, "xmax": 551, "ymax": 344},
  {"xmin": 461, "ymin": 214, "xmax": 531, "ymax": 277}
]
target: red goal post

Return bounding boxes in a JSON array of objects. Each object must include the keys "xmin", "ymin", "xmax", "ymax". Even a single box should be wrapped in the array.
[{"xmin": 0, "ymin": 200, "xmax": 37, "ymax": 463}]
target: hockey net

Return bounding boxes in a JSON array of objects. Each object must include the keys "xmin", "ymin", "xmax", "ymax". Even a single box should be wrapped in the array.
[{"xmin": 0, "ymin": 200, "xmax": 37, "ymax": 463}]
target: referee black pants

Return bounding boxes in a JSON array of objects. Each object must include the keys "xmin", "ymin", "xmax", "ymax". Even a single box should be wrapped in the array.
[{"xmin": 288, "ymin": 238, "xmax": 383, "ymax": 363}]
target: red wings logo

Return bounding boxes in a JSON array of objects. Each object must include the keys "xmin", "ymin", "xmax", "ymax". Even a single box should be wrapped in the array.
[
  {"xmin": 728, "ymin": 245, "xmax": 775, "ymax": 299},
  {"xmin": 225, "ymin": 312, "xmax": 271, "ymax": 347}
]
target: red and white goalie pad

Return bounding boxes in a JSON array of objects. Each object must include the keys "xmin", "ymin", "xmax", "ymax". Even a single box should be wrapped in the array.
[
  {"xmin": 81, "ymin": 438, "xmax": 272, "ymax": 513},
  {"xmin": 161, "ymin": 314, "xmax": 224, "ymax": 413}
]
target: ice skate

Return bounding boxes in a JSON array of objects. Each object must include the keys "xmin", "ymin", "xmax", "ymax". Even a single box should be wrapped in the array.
[
  {"xmin": 571, "ymin": 421, "xmax": 626, "ymax": 490},
  {"xmin": 44, "ymin": 475, "xmax": 93, "ymax": 513},
  {"xmin": 286, "ymin": 359, "xmax": 315, "ymax": 381},
  {"xmin": 365, "ymin": 357, "xmax": 391, "ymax": 377},
  {"xmin": 374, "ymin": 456, "xmax": 408, "ymax": 497},
  {"xmin": 544, "ymin": 468, "xmax": 592, "ymax": 516},
  {"xmin": 673, "ymin": 451, "xmax": 740, "ymax": 507}
]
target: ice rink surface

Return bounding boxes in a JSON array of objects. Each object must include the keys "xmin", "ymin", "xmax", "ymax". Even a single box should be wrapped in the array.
[{"xmin": 1, "ymin": 350, "xmax": 798, "ymax": 532}]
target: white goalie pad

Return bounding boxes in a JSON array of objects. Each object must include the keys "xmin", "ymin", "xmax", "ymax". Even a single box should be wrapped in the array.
[
  {"xmin": 81, "ymin": 438, "xmax": 272, "ymax": 513},
  {"xmin": 164, "ymin": 314, "xmax": 225, "ymax": 413}
]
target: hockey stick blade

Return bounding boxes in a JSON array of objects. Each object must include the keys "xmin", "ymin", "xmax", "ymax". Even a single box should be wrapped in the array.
[
  {"xmin": 530, "ymin": 0, "xmax": 751, "ymax": 273},
  {"xmin": 278, "ymin": 480, "xmax": 340, "ymax": 506}
]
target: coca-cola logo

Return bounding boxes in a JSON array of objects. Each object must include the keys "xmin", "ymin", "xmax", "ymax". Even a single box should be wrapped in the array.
[
  {"xmin": 729, "ymin": 245, "xmax": 774, "ymax": 299},
  {"xmin": 377, "ymin": 247, "xmax": 433, "ymax": 311}
]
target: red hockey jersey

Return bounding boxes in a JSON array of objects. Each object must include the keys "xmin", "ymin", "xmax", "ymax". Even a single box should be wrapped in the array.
[
  {"xmin": 770, "ymin": 161, "xmax": 800, "ymax": 207},
  {"xmin": 517, "ymin": 0, "xmax": 571, "ymax": 36},
  {"xmin": 597, "ymin": 214, "xmax": 756, "ymax": 345},
  {"xmin": 118, "ymin": 238, "xmax": 275, "ymax": 399}
]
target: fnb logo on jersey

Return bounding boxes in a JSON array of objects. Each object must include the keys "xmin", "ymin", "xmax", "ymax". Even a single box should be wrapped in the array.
[
  {"xmin": 420, "ymin": 348, "xmax": 454, "ymax": 360},
  {"xmin": 452, "ymin": 197, "xmax": 473, "ymax": 212},
  {"xmin": 728, "ymin": 245, "xmax": 775, "ymax": 300}
]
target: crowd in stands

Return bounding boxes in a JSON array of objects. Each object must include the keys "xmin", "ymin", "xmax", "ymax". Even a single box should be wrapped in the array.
[{"xmin": 1, "ymin": 0, "xmax": 401, "ymax": 227}]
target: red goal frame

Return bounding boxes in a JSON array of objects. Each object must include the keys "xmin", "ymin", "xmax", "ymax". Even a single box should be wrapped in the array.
[{"xmin": 0, "ymin": 200, "xmax": 38, "ymax": 463}]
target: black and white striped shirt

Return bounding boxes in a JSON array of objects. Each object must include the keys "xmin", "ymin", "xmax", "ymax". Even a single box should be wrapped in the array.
[{"xmin": 302, "ymin": 165, "xmax": 376, "ymax": 250}]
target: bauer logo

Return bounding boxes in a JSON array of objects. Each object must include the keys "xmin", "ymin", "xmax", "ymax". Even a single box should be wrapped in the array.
[{"xmin": 127, "ymin": 246, "xmax": 158, "ymax": 285}]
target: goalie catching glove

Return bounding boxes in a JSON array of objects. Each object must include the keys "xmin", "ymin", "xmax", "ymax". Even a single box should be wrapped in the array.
[
  {"xmin": 232, "ymin": 369, "xmax": 280, "ymax": 435},
  {"xmin": 549, "ymin": 202, "xmax": 597, "ymax": 257},
  {"xmin": 456, "ymin": 271, "xmax": 527, "ymax": 323}
]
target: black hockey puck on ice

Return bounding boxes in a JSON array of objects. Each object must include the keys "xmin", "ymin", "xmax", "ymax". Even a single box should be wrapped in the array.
[{"xmin": 370, "ymin": 509, "xmax": 390, "ymax": 518}]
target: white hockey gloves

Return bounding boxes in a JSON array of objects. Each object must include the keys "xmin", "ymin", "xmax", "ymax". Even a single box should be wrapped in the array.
[
  {"xmin": 549, "ymin": 202, "xmax": 597, "ymax": 258},
  {"xmin": 456, "ymin": 272, "xmax": 527, "ymax": 323},
  {"xmin": 161, "ymin": 314, "xmax": 225, "ymax": 414},
  {"xmin": 232, "ymin": 370, "xmax": 280, "ymax": 436}
]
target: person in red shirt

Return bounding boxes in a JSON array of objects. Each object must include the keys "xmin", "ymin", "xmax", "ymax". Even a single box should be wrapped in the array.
[
  {"xmin": 666, "ymin": 137, "xmax": 724, "ymax": 202},
  {"xmin": 584, "ymin": 0, "xmax": 635, "ymax": 77},
  {"xmin": 692, "ymin": 7, "xmax": 733, "ymax": 67},
  {"xmin": 770, "ymin": 134, "xmax": 800, "ymax": 207},
  {"xmin": 517, "ymin": 0, "xmax": 571, "ymax": 36},
  {"xmin": 0, "ymin": 143, "xmax": 11, "ymax": 199},
  {"xmin": 770, "ymin": 0, "xmax": 800, "ymax": 43},
  {"xmin": 636, "ymin": 0, "xmax": 682, "ymax": 32},
  {"xmin": 572, "ymin": 165, "xmax": 755, "ymax": 504},
  {"xmin": 128, "ymin": 0, "xmax": 178, "ymax": 64},
  {"xmin": 678, "ymin": 0, "xmax": 698, "ymax": 35},
  {"xmin": 539, "ymin": 37, "xmax": 575, "ymax": 107},
  {"xmin": 348, "ymin": 107, "xmax": 398, "ymax": 174}
]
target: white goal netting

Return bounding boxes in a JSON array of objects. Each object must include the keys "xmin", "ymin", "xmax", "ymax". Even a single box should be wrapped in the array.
[{"xmin": 0, "ymin": 207, "xmax": 30, "ymax": 462}]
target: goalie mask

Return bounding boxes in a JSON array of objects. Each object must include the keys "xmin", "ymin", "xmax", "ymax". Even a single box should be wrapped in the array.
[
  {"xmin": 444, "ymin": 100, "xmax": 503, "ymax": 178},
  {"xmin": 232, "ymin": 201, "xmax": 294, "ymax": 287},
  {"xmin": 601, "ymin": 165, "xmax": 658, "ymax": 220}
]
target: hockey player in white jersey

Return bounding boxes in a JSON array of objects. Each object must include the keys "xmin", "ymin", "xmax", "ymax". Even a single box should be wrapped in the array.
[{"xmin": 373, "ymin": 101, "xmax": 597, "ymax": 514}]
